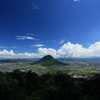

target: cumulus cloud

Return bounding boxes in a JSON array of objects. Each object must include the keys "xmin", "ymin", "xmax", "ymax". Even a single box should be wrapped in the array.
[
  {"xmin": 0, "ymin": 48, "xmax": 56, "ymax": 58},
  {"xmin": 16, "ymin": 36, "xmax": 36, "ymax": 40},
  {"xmin": 59, "ymin": 39, "xmax": 66, "ymax": 44},
  {"xmin": 16, "ymin": 52, "xmax": 39, "ymax": 58},
  {"xmin": 0, "ymin": 49, "xmax": 15, "ymax": 58},
  {"xmin": 0, "ymin": 50, "xmax": 39, "ymax": 58},
  {"xmin": 57, "ymin": 42, "xmax": 100, "ymax": 58},
  {"xmin": 31, "ymin": 44, "xmax": 45, "ymax": 47},
  {"xmin": 57, "ymin": 42, "xmax": 85, "ymax": 57},
  {"xmin": 37, "ymin": 48, "xmax": 57, "ymax": 58},
  {"xmin": 1, "ymin": 41, "xmax": 100, "ymax": 58}
]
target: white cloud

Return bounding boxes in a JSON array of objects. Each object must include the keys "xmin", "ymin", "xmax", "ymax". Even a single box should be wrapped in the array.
[
  {"xmin": 16, "ymin": 52, "xmax": 39, "ymax": 58},
  {"xmin": 16, "ymin": 36, "xmax": 36, "ymax": 40},
  {"xmin": 57, "ymin": 41, "xmax": 100, "ymax": 58},
  {"xmin": 31, "ymin": 44, "xmax": 45, "ymax": 47},
  {"xmin": 37, "ymin": 48, "xmax": 57, "ymax": 58},
  {"xmin": 0, "ymin": 47, "xmax": 8, "ymax": 48},
  {"xmin": 26, "ymin": 33, "xmax": 38, "ymax": 36},
  {"xmin": 74, "ymin": 0, "xmax": 78, "ymax": 1},
  {"xmin": 1, "ymin": 41, "xmax": 100, "ymax": 58},
  {"xmin": 0, "ymin": 46, "xmax": 17, "ymax": 49},
  {"xmin": 59, "ymin": 39, "xmax": 66, "ymax": 44},
  {"xmin": 57, "ymin": 42, "xmax": 85, "ymax": 57},
  {"xmin": 74, "ymin": 0, "xmax": 81, "ymax": 2},
  {"xmin": 0, "ymin": 49, "xmax": 39, "ymax": 58},
  {"xmin": 12, "ymin": 46, "xmax": 17, "ymax": 48},
  {"xmin": 26, "ymin": 33, "xmax": 34, "ymax": 35},
  {"xmin": 0, "ymin": 49, "xmax": 15, "ymax": 57},
  {"xmin": 32, "ymin": 3, "xmax": 39, "ymax": 10}
]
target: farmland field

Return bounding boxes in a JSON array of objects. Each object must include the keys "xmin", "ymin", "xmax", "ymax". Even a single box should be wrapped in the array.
[{"xmin": 0, "ymin": 60, "xmax": 100, "ymax": 75}]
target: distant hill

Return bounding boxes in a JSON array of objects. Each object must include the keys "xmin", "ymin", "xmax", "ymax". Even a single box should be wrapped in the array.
[
  {"xmin": 33, "ymin": 55, "xmax": 68, "ymax": 66},
  {"xmin": 0, "ymin": 59, "xmax": 29, "ymax": 63}
]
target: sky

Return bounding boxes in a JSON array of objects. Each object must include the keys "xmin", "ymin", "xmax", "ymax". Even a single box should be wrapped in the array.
[{"xmin": 1, "ymin": 0, "xmax": 100, "ymax": 58}]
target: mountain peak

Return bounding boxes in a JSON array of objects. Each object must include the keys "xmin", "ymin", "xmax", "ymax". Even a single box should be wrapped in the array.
[
  {"xmin": 33, "ymin": 55, "xmax": 67, "ymax": 66},
  {"xmin": 41, "ymin": 55, "xmax": 54, "ymax": 60}
]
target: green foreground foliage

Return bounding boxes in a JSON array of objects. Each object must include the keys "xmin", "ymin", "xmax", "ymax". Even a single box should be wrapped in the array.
[{"xmin": 0, "ymin": 70, "xmax": 100, "ymax": 100}]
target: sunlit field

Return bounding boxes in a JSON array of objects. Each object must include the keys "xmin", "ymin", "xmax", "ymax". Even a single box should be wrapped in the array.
[{"xmin": 0, "ymin": 60, "xmax": 100, "ymax": 76}]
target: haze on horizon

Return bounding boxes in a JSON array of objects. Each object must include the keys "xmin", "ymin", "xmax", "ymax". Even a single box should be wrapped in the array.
[{"xmin": 1, "ymin": 0, "xmax": 100, "ymax": 58}]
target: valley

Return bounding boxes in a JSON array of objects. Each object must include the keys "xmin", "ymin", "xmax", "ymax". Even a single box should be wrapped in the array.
[{"xmin": 0, "ymin": 59, "xmax": 100, "ymax": 76}]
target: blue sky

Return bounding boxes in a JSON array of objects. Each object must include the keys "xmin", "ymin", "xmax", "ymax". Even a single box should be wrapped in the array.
[{"xmin": 1, "ymin": 0, "xmax": 100, "ymax": 58}]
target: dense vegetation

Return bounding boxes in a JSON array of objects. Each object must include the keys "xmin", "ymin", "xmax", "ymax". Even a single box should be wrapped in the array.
[
  {"xmin": 0, "ymin": 70, "xmax": 100, "ymax": 100},
  {"xmin": 33, "ymin": 55, "xmax": 68, "ymax": 66}
]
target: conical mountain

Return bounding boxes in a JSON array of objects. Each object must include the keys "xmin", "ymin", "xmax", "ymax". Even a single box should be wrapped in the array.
[{"xmin": 33, "ymin": 55, "xmax": 66, "ymax": 66}]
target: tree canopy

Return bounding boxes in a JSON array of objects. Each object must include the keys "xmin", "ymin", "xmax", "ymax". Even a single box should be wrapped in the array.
[{"xmin": 0, "ymin": 70, "xmax": 100, "ymax": 100}]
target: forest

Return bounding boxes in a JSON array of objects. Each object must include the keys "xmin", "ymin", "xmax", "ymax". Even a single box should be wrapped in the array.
[{"xmin": 0, "ymin": 69, "xmax": 100, "ymax": 100}]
